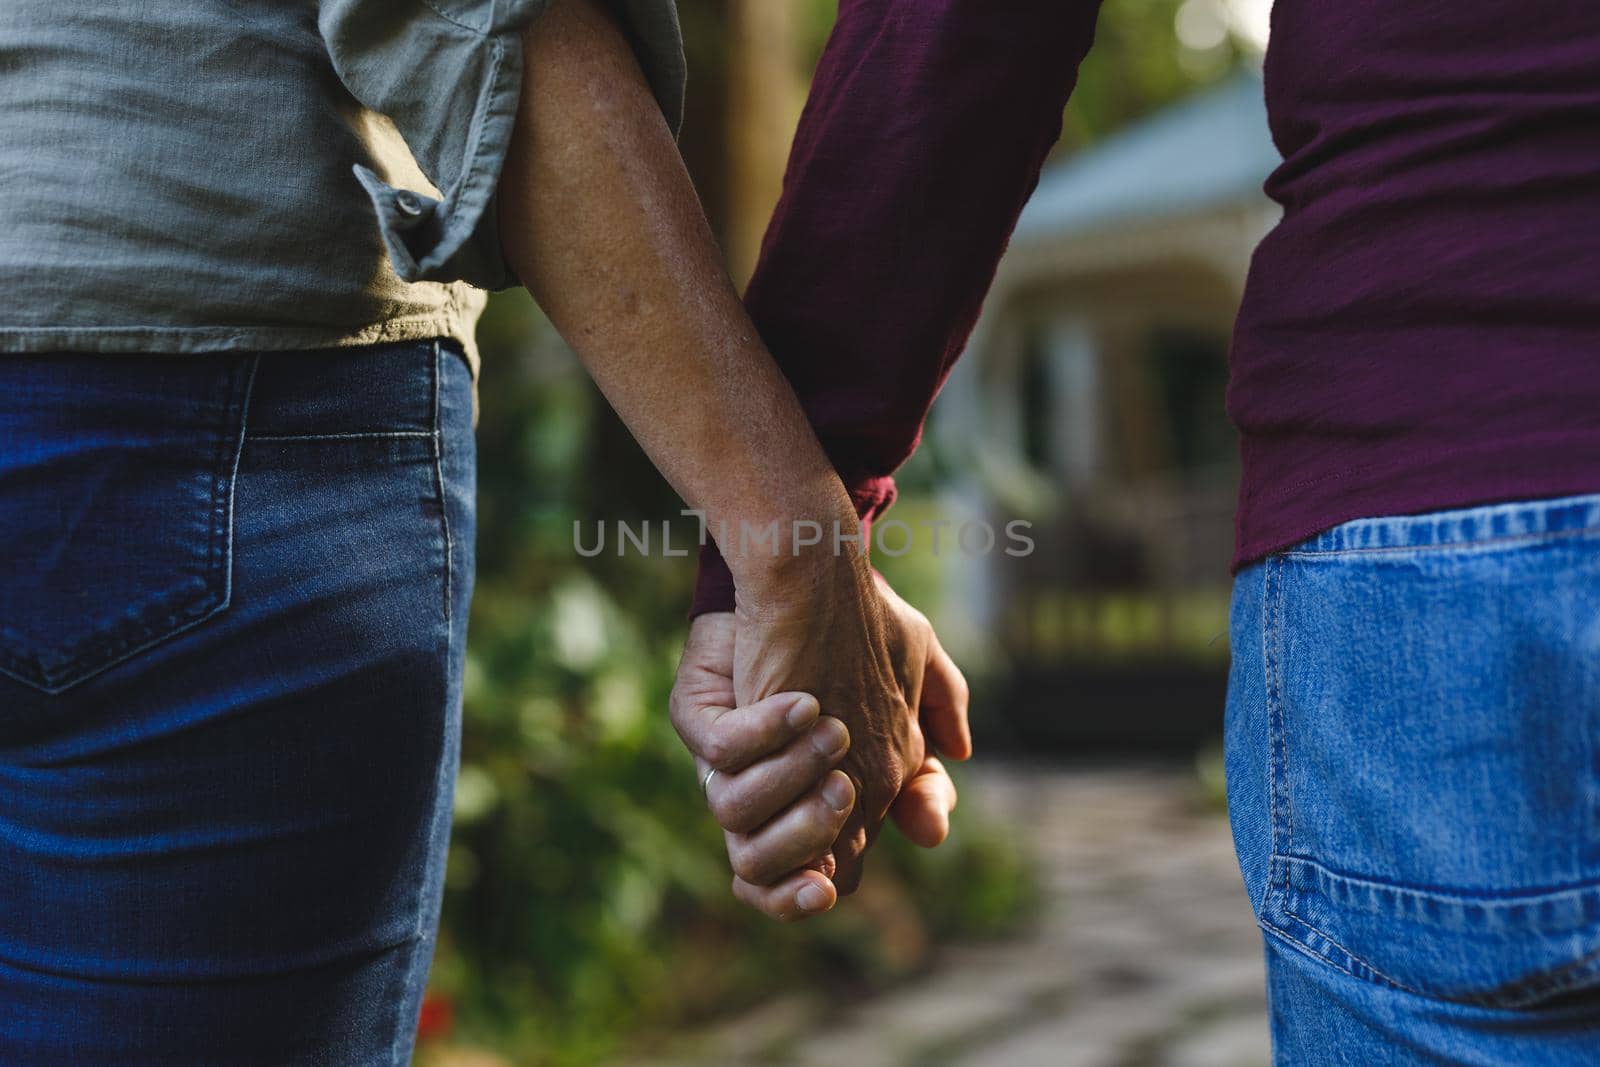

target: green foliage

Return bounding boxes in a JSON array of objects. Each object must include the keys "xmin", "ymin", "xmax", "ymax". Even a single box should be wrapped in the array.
[{"xmin": 1063, "ymin": 0, "xmax": 1249, "ymax": 151}]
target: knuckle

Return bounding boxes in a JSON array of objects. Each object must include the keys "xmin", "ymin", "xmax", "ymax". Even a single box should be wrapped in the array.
[
  {"xmin": 730, "ymin": 876, "xmax": 761, "ymax": 912},
  {"xmin": 728, "ymin": 847, "xmax": 769, "ymax": 886},
  {"xmin": 711, "ymin": 791, "xmax": 757, "ymax": 835},
  {"xmin": 794, "ymin": 820, "xmax": 840, "ymax": 864},
  {"xmin": 700, "ymin": 731, "xmax": 733, "ymax": 770}
]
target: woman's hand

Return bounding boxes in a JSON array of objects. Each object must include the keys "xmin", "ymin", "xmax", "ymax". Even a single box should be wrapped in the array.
[
  {"xmin": 671, "ymin": 613, "xmax": 855, "ymax": 921},
  {"xmin": 734, "ymin": 558, "xmax": 972, "ymax": 892},
  {"xmin": 731, "ymin": 550, "xmax": 917, "ymax": 894}
]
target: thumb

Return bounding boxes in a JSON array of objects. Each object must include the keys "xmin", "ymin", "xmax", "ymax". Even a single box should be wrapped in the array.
[
  {"xmin": 889, "ymin": 756, "xmax": 958, "ymax": 848},
  {"xmin": 920, "ymin": 637, "xmax": 973, "ymax": 761},
  {"xmin": 672, "ymin": 613, "xmax": 827, "ymax": 772},
  {"xmin": 680, "ymin": 691, "xmax": 825, "ymax": 774}
]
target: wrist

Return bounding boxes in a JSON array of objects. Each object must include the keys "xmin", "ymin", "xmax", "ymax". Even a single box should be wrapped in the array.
[{"xmin": 719, "ymin": 499, "xmax": 871, "ymax": 612}]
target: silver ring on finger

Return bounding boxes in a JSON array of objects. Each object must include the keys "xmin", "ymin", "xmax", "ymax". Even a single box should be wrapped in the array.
[{"xmin": 701, "ymin": 766, "xmax": 717, "ymax": 796}]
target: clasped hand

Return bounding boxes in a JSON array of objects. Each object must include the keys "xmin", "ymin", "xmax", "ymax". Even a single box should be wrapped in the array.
[{"xmin": 670, "ymin": 571, "xmax": 971, "ymax": 921}]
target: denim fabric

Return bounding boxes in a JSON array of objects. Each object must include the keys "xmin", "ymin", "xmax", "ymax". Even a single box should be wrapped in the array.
[
  {"xmin": 1226, "ymin": 494, "xmax": 1600, "ymax": 1064},
  {"xmin": 0, "ymin": 339, "xmax": 475, "ymax": 1065}
]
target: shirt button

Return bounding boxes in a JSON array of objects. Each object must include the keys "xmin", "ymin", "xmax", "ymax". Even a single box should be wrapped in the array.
[{"xmin": 395, "ymin": 190, "xmax": 428, "ymax": 218}]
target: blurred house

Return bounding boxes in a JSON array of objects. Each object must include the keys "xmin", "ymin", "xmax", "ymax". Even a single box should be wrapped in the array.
[{"xmin": 934, "ymin": 70, "xmax": 1282, "ymax": 748}]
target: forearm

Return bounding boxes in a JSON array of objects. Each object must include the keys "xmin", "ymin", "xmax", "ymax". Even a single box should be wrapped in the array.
[{"xmin": 498, "ymin": 0, "xmax": 857, "ymax": 594}]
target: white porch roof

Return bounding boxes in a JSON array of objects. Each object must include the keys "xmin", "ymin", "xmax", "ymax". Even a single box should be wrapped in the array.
[{"xmin": 1014, "ymin": 70, "xmax": 1280, "ymax": 243}]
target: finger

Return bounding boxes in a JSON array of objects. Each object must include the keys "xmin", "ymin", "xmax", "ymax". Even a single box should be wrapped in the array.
[
  {"xmin": 727, "ymin": 770, "xmax": 855, "ymax": 886},
  {"xmin": 828, "ymin": 809, "xmax": 871, "ymax": 895},
  {"xmin": 678, "ymin": 691, "xmax": 822, "ymax": 775},
  {"xmin": 668, "ymin": 613, "xmax": 735, "ymax": 743},
  {"xmin": 828, "ymin": 729, "xmax": 917, "ymax": 896},
  {"xmin": 920, "ymin": 638, "xmax": 972, "ymax": 761},
  {"xmin": 730, "ymin": 868, "xmax": 838, "ymax": 922},
  {"xmin": 889, "ymin": 756, "xmax": 958, "ymax": 848},
  {"xmin": 676, "ymin": 612, "xmax": 736, "ymax": 681},
  {"xmin": 708, "ymin": 715, "xmax": 850, "ymax": 834}
]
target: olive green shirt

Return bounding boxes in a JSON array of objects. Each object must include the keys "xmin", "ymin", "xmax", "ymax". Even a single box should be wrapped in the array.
[{"xmin": 0, "ymin": 0, "xmax": 685, "ymax": 375}]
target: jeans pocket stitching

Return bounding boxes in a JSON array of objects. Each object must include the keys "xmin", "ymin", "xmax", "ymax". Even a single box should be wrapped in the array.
[
  {"xmin": 1280, "ymin": 525, "xmax": 1600, "ymax": 561},
  {"xmin": 1261, "ymin": 914, "xmax": 1419, "ymax": 995},
  {"xmin": 0, "ymin": 593, "xmax": 225, "ymax": 694},
  {"xmin": 1275, "ymin": 853, "xmax": 1600, "ymax": 1007},
  {"xmin": 1253, "ymin": 521, "xmax": 1600, "ymax": 1008},
  {"xmin": 1254, "ymin": 549, "xmax": 1556, "ymax": 1005},
  {"xmin": 0, "ymin": 357, "xmax": 257, "ymax": 694},
  {"xmin": 428, "ymin": 341, "xmax": 453, "ymax": 629},
  {"xmin": 1263, "ymin": 556, "xmax": 1295, "ymax": 907}
]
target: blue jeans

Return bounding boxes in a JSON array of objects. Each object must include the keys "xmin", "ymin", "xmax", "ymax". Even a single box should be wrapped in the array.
[
  {"xmin": 0, "ymin": 340, "xmax": 475, "ymax": 1065},
  {"xmin": 1226, "ymin": 493, "xmax": 1600, "ymax": 1064}
]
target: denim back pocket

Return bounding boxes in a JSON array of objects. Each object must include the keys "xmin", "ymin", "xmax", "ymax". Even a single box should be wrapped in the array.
[
  {"xmin": 0, "ymin": 355, "xmax": 255, "ymax": 694},
  {"xmin": 1255, "ymin": 502, "xmax": 1600, "ymax": 1008}
]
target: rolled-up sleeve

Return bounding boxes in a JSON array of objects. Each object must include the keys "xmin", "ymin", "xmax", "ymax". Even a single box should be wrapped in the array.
[
  {"xmin": 690, "ymin": 0, "xmax": 1102, "ymax": 618},
  {"xmin": 319, "ymin": 0, "xmax": 686, "ymax": 290}
]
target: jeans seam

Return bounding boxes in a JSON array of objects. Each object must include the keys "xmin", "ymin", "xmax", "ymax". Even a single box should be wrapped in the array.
[
  {"xmin": 387, "ymin": 936, "xmax": 433, "ymax": 1067},
  {"xmin": 202, "ymin": 360, "xmax": 231, "ymax": 595},
  {"xmin": 1274, "ymin": 894, "xmax": 1600, "ymax": 1008},
  {"xmin": 1282, "ymin": 853, "xmax": 1600, "ymax": 906},
  {"xmin": 221, "ymin": 357, "xmax": 259, "ymax": 622},
  {"xmin": 246, "ymin": 431, "xmax": 433, "ymax": 442},
  {"xmin": 1278, "ymin": 854, "xmax": 1600, "ymax": 999},
  {"xmin": 1259, "ymin": 918, "xmax": 1419, "ymax": 995},
  {"xmin": 387, "ymin": 343, "xmax": 456, "ymax": 1066},
  {"xmin": 1263, "ymin": 557, "xmax": 1293, "ymax": 903},
  {"xmin": 430, "ymin": 342, "xmax": 453, "ymax": 628},
  {"xmin": 1279, "ymin": 906, "xmax": 1419, "ymax": 992},
  {"xmin": 1260, "ymin": 552, "xmax": 1418, "ymax": 999},
  {"xmin": 419, "ymin": 0, "xmax": 483, "ymax": 36},
  {"xmin": 1588, "ymin": 650, "xmax": 1599, "ymax": 876},
  {"xmin": 1281, "ymin": 525, "xmax": 1600, "ymax": 560}
]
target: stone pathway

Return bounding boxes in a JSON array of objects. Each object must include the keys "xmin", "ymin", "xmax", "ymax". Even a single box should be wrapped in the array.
[{"xmin": 634, "ymin": 763, "xmax": 1270, "ymax": 1067}]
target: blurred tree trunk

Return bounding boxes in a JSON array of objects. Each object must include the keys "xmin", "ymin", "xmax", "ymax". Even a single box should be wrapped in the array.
[{"xmin": 722, "ymin": 0, "xmax": 804, "ymax": 285}]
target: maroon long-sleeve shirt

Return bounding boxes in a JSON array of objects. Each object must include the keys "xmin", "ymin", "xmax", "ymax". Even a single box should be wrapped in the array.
[{"xmin": 693, "ymin": 0, "xmax": 1600, "ymax": 616}]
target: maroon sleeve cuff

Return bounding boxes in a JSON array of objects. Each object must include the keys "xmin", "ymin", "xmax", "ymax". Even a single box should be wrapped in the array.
[
  {"xmin": 688, "ymin": 476, "xmax": 899, "ymax": 619},
  {"xmin": 689, "ymin": 540, "xmax": 738, "ymax": 619}
]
